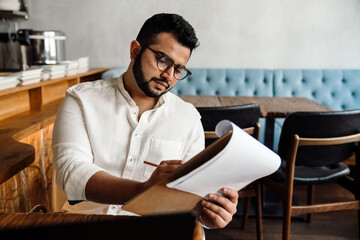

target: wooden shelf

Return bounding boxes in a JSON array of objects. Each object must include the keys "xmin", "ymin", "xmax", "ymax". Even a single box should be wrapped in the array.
[
  {"xmin": 0, "ymin": 68, "xmax": 109, "ymax": 184},
  {"xmin": 0, "ymin": 68, "xmax": 107, "ymax": 121}
]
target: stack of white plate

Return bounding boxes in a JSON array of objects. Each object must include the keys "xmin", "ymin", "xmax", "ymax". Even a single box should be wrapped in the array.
[
  {"xmin": 30, "ymin": 66, "xmax": 49, "ymax": 81},
  {"xmin": 61, "ymin": 60, "xmax": 79, "ymax": 76},
  {"xmin": 14, "ymin": 68, "xmax": 43, "ymax": 85},
  {"xmin": 0, "ymin": 0, "xmax": 20, "ymax": 11},
  {"xmin": 78, "ymin": 57, "xmax": 89, "ymax": 73},
  {"xmin": 0, "ymin": 75, "xmax": 19, "ymax": 90},
  {"xmin": 40, "ymin": 65, "xmax": 67, "ymax": 79}
]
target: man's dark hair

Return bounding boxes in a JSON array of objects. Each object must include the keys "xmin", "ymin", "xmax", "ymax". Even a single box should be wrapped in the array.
[{"xmin": 136, "ymin": 13, "xmax": 199, "ymax": 53}]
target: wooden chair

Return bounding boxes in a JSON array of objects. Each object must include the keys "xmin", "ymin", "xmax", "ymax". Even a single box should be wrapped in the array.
[
  {"xmin": 197, "ymin": 103, "xmax": 263, "ymax": 240},
  {"xmin": 264, "ymin": 110, "xmax": 360, "ymax": 240}
]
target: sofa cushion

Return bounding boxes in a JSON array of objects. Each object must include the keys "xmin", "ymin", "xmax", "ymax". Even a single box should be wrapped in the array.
[
  {"xmin": 171, "ymin": 68, "xmax": 273, "ymax": 96},
  {"xmin": 274, "ymin": 69, "xmax": 360, "ymax": 110}
]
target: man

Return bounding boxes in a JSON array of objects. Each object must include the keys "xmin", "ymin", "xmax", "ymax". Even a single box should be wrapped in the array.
[{"xmin": 52, "ymin": 13, "xmax": 238, "ymax": 229}]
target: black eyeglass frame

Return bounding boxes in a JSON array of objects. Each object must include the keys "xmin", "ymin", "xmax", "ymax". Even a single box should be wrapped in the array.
[{"xmin": 139, "ymin": 42, "xmax": 192, "ymax": 80}]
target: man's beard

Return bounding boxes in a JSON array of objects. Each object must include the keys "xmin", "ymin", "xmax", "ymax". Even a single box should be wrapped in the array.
[{"xmin": 132, "ymin": 51, "xmax": 171, "ymax": 98}]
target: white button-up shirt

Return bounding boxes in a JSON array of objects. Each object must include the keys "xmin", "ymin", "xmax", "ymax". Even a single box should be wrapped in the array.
[{"xmin": 52, "ymin": 74, "xmax": 205, "ymax": 215}]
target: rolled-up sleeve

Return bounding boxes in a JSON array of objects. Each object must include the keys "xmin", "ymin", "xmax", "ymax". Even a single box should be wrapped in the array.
[{"xmin": 52, "ymin": 95, "xmax": 104, "ymax": 201}]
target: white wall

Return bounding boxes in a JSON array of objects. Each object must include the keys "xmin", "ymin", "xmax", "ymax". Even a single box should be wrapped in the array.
[{"xmin": 18, "ymin": 0, "xmax": 360, "ymax": 69}]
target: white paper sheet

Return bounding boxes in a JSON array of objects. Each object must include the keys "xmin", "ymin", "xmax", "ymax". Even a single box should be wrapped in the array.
[{"xmin": 166, "ymin": 120, "xmax": 281, "ymax": 198}]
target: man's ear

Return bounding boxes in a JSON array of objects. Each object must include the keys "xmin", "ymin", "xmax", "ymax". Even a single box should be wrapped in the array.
[{"xmin": 130, "ymin": 40, "xmax": 141, "ymax": 61}]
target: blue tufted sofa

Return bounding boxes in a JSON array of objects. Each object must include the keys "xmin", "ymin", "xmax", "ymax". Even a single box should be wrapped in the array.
[{"xmin": 101, "ymin": 68, "xmax": 360, "ymax": 150}]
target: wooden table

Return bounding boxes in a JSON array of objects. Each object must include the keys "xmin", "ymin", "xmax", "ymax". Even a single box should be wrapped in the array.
[
  {"xmin": 179, "ymin": 95, "xmax": 332, "ymax": 149},
  {"xmin": 0, "ymin": 212, "xmax": 200, "ymax": 240}
]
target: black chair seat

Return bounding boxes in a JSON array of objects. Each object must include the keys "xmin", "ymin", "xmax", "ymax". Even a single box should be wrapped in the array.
[{"xmin": 272, "ymin": 161, "xmax": 350, "ymax": 184}]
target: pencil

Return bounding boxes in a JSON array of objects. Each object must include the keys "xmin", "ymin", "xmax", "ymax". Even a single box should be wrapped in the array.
[{"xmin": 143, "ymin": 161, "xmax": 159, "ymax": 167}]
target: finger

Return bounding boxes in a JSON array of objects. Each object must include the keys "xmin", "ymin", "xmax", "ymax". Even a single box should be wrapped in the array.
[
  {"xmin": 222, "ymin": 188, "xmax": 239, "ymax": 203},
  {"xmin": 159, "ymin": 160, "xmax": 184, "ymax": 166},
  {"xmin": 207, "ymin": 193, "xmax": 237, "ymax": 215},
  {"xmin": 156, "ymin": 164, "xmax": 181, "ymax": 173},
  {"xmin": 201, "ymin": 202, "xmax": 228, "ymax": 226},
  {"xmin": 202, "ymin": 208, "xmax": 226, "ymax": 227},
  {"xmin": 202, "ymin": 198, "xmax": 232, "ymax": 223},
  {"xmin": 159, "ymin": 163, "xmax": 183, "ymax": 171}
]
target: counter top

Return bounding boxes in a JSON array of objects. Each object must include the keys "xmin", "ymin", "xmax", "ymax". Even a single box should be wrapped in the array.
[
  {"xmin": 0, "ymin": 212, "xmax": 201, "ymax": 240},
  {"xmin": 0, "ymin": 68, "xmax": 108, "ymax": 184}
]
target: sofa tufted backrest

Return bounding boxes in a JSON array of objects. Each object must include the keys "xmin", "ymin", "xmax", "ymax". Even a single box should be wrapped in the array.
[
  {"xmin": 273, "ymin": 70, "xmax": 360, "ymax": 111},
  {"xmin": 101, "ymin": 68, "xmax": 360, "ymax": 111},
  {"xmin": 170, "ymin": 69, "xmax": 273, "ymax": 97},
  {"xmin": 101, "ymin": 68, "xmax": 273, "ymax": 96}
]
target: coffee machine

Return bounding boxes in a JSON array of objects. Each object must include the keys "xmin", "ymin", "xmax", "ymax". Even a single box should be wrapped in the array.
[
  {"xmin": 0, "ymin": 29, "xmax": 30, "ymax": 71},
  {"xmin": 0, "ymin": 0, "xmax": 31, "ymax": 71},
  {"xmin": 0, "ymin": 29, "xmax": 66, "ymax": 72}
]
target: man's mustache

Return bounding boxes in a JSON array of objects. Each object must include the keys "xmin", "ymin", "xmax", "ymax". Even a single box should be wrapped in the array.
[{"xmin": 150, "ymin": 78, "xmax": 170, "ymax": 89}]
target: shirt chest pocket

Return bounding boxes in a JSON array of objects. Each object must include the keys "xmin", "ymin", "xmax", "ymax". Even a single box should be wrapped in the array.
[{"xmin": 143, "ymin": 139, "xmax": 184, "ymax": 179}]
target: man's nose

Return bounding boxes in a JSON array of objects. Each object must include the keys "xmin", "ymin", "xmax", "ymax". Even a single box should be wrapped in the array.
[{"xmin": 160, "ymin": 66, "xmax": 175, "ymax": 83}]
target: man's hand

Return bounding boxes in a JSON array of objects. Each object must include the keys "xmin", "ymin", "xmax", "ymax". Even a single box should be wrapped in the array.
[
  {"xmin": 199, "ymin": 187, "xmax": 238, "ymax": 229},
  {"xmin": 142, "ymin": 160, "xmax": 184, "ymax": 191}
]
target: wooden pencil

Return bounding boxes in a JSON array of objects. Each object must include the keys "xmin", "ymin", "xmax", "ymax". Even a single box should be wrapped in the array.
[{"xmin": 143, "ymin": 161, "xmax": 159, "ymax": 167}]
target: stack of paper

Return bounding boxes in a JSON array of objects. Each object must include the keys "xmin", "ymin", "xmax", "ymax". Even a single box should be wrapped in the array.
[
  {"xmin": 30, "ymin": 66, "xmax": 48, "ymax": 81},
  {"xmin": 78, "ymin": 57, "xmax": 89, "ymax": 73},
  {"xmin": 61, "ymin": 60, "xmax": 79, "ymax": 76},
  {"xmin": 0, "ymin": 75, "xmax": 19, "ymax": 90},
  {"xmin": 14, "ymin": 69, "xmax": 43, "ymax": 85}
]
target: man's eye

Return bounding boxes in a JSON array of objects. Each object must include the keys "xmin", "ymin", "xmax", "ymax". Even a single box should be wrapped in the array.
[
  {"xmin": 175, "ymin": 67, "xmax": 184, "ymax": 74},
  {"xmin": 158, "ymin": 57, "xmax": 168, "ymax": 65}
]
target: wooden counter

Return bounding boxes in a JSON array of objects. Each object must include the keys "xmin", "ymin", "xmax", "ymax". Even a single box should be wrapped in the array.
[
  {"xmin": 0, "ymin": 68, "xmax": 108, "ymax": 185},
  {"xmin": 0, "ymin": 212, "xmax": 200, "ymax": 240}
]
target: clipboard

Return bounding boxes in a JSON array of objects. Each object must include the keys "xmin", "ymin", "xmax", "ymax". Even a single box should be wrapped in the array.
[
  {"xmin": 122, "ymin": 131, "xmax": 233, "ymax": 216},
  {"xmin": 122, "ymin": 120, "xmax": 281, "ymax": 216}
]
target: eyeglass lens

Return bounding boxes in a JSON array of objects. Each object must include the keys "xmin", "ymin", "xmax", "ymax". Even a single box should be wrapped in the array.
[{"xmin": 157, "ymin": 56, "xmax": 188, "ymax": 80}]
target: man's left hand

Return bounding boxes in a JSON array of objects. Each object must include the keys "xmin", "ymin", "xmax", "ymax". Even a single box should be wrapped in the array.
[{"xmin": 199, "ymin": 187, "xmax": 238, "ymax": 229}]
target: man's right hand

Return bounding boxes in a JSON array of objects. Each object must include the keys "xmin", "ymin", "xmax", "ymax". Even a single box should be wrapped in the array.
[
  {"xmin": 142, "ymin": 160, "xmax": 184, "ymax": 191},
  {"xmin": 85, "ymin": 160, "xmax": 184, "ymax": 205}
]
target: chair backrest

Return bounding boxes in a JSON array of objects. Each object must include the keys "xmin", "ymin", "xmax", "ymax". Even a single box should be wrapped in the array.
[
  {"xmin": 278, "ymin": 110, "xmax": 360, "ymax": 167},
  {"xmin": 197, "ymin": 104, "xmax": 261, "ymax": 146}
]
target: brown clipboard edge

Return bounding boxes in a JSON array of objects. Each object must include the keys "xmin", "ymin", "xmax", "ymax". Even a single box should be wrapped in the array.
[{"xmin": 122, "ymin": 131, "xmax": 233, "ymax": 216}]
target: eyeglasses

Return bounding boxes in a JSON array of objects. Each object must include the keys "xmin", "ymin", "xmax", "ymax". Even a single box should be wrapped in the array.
[{"xmin": 139, "ymin": 42, "xmax": 192, "ymax": 80}]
